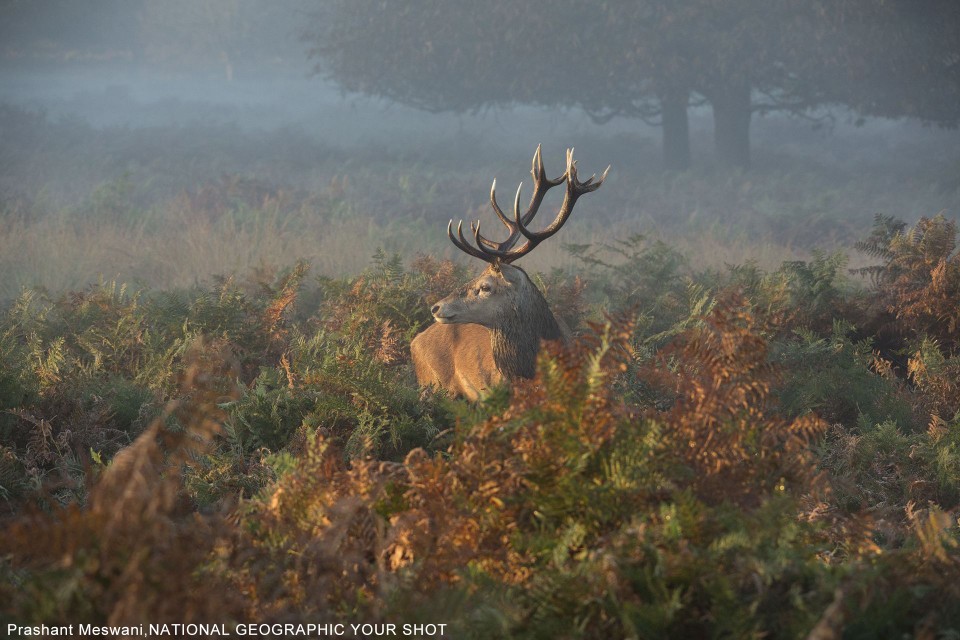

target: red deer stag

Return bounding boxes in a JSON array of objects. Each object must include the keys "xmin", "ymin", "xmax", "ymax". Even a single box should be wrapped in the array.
[{"xmin": 411, "ymin": 145, "xmax": 609, "ymax": 400}]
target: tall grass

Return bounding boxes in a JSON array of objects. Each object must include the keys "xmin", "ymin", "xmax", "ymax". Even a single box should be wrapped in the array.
[
  {"xmin": 2, "ymin": 105, "xmax": 959, "ymax": 301},
  {"xmin": 0, "ymin": 203, "xmax": 825, "ymax": 301}
]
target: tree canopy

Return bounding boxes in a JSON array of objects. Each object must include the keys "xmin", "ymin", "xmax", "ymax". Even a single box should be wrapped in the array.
[
  {"xmin": 818, "ymin": 0, "xmax": 960, "ymax": 126},
  {"xmin": 312, "ymin": 0, "xmax": 960, "ymax": 170}
]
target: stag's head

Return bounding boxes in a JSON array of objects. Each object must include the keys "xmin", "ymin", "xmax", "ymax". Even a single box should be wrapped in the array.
[
  {"xmin": 431, "ymin": 261, "xmax": 531, "ymax": 329},
  {"xmin": 431, "ymin": 146, "xmax": 608, "ymax": 328}
]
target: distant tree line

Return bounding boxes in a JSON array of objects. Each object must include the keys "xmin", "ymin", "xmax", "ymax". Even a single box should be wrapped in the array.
[
  {"xmin": 310, "ymin": 0, "xmax": 960, "ymax": 169},
  {"xmin": 2, "ymin": 0, "xmax": 957, "ymax": 169}
]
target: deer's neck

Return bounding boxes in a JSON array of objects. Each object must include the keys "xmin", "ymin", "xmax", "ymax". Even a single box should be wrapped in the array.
[{"xmin": 490, "ymin": 289, "xmax": 563, "ymax": 380}]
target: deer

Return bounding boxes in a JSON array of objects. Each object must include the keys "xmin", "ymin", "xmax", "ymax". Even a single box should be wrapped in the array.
[{"xmin": 410, "ymin": 145, "xmax": 609, "ymax": 400}]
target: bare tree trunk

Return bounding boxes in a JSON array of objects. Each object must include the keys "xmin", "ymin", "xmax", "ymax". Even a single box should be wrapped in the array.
[
  {"xmin": 661, "ymin": 88, "xmax": 691, "ymax": 170},
  {"xmin": 711, "ymin": 81, "xmax": 752, "ymax": 169}
]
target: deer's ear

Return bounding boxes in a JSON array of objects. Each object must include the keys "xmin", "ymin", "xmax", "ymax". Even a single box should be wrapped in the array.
[{"xmin": 498, "ymin": 263, "xmax": 527, "ymax": 286}]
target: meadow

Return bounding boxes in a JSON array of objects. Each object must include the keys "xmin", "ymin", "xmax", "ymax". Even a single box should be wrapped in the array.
[{"xmin": 1, "ymin": 104, "xmax": 960, "ymax": 637}]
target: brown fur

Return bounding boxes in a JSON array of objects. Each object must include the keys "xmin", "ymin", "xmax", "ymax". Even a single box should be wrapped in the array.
[
  {"xmin": 411, "ymin": 263, "xmax": 568, "ymax": 400},
  {"xmin": 411, "ymin": 145, "xmax": 605, "ymax": 400},
  {"xmin": 411, "ymin": 324, "xmax": 501, "ymax": 401}
]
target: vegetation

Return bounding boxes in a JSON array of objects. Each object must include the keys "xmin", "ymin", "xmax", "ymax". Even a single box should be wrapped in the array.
[
  {"xmin": 2, "ymin": 104, "xmax": 958, "ymax": 301},
  {"xmin": 1, "ymin": 208, "xmax": 959, "ymax": 636},
  {"xmin": 312, "ymin": 0, "xmax": 960, "ymax": 169},
  {"xmin": 2, "ymin": 3, "xmax": 959, "ymax": 636}
]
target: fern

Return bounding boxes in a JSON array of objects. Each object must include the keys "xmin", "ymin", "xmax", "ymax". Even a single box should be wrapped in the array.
[{"xmin": 1, "ymin": 242, "xmax": 958, "ymax": 635}]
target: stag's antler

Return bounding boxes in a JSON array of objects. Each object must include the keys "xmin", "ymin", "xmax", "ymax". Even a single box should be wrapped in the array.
[{"xmin": 448, "ymin": 145, "xmax": 609, "ymax": 264}]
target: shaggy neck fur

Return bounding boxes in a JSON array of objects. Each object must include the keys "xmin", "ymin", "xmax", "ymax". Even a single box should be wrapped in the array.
[{"xmin": 490, "ymin": 278, "xmax": 563, "ymax": 380}]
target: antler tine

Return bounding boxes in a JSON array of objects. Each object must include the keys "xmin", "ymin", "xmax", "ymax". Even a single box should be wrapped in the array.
[
  {"xmin": 512, "ymin": 182, "xmax": 523, "ymax": 226},
  {"xmin": 472, "ymin": 220, "xmax": 500, "ymax": 257},
  {"xmin": 505, "ymin": 148, "xmax": 609, "ymax": 262},
  {"xmin": 476, "ymin": 180, "xmax": 518, "ymax": 253},
  {"xmin": 447, "ymin": 219, "xmax": 495, "ymax": 263},
  {"xmin": 472, "ymin": 144, "xmax": 564, "ymax": 255},
  {"xmin": 471, "ymin": 220, "xmax": 499, "ymax": 251},
  {"xmin": 564, "ymin": 146, "xmax": 610, "ymax": 194},
  {"xmin": 447, "ymin": 146, "xmax": 606, "ymax": 265},
  {"xmin": 524, "ymin": 143, "xmax": 565, "ymax": 224},
  {"xmin": 489, "ymin": 179, "xmax": 513, "ymax": 232}
]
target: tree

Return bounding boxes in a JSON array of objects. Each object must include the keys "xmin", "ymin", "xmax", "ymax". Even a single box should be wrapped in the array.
[
  {"xmin": 650, "ymin": 0, "xmax": 829, "ymax": 168},
  {"xmin": 311, "ymin": 1, "xmax": 960, "ymax": 170},
  {"xmin": 816, "ymin": 0, "xmax": 960, "ymax": 127},
  {"xmin": 311, "ymin": 0, "xmax": 695, "ymax": 168},
  {"xmin": 621, "ymin": 0, "xmax": 960, "ymax": 167}
]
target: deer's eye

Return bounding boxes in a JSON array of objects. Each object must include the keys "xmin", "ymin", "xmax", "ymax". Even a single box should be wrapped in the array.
[{"xmin": 479, "ymin": 283, "xmax": 491, "ymax": 293}]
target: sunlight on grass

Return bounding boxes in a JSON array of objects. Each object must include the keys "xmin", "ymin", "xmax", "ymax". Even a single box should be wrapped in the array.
[{"xmin": 0, "ymin": 207, "xmax": 829, "ymax": 301}]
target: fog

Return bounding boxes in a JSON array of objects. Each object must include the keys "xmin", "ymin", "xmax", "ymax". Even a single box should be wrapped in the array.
[
  {"xmin": 1, "ymin": 60, "xmax": 639, "ymax": 144},
  {"xmin": 1, "ymin": 0, "xmax": 958, "ymax": 297}
]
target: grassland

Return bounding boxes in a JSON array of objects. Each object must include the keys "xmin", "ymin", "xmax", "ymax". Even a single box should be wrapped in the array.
[
  {"xmin": 2, "ymin": 105, "xmax": 958, "ymax": 297},
  {"xmin": 1, "ymin": 105, "xmax": 960, "ymax": 637}
]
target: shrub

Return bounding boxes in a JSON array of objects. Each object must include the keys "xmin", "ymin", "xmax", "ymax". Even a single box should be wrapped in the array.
[
  {"xmin": 1, "ymin": 240, "xmax": 959, "ymax": 637},
  {"xmin": 0, "ymin": 341, "xmax": 247, "ymax": 625},
  {"xmin": 856, "ymin": 213, "xmax": 960, "ymax": 351},
  {"xmin": 775, "ymin": 320, "xmax": 916, "ymax": 429}
]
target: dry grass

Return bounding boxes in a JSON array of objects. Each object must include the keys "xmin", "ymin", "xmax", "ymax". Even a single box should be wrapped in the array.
[
  {"xmin": 2, "ymin": 104, "xmax": 958, "ymax": 302},
  {"xmin": 0, "ymin": 206, "xmax": 830, "ymax": 301},
  {"xmin": 0, "ymin": 210, "xmax": 426, "ymax": 298}
]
